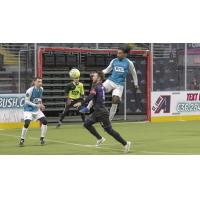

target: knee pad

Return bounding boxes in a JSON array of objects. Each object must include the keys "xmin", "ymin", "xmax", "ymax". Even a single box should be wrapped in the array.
[
  {"xmin": 24, "ymin": 120, "xmax": 31, "ymax": 128},
  {"xmin": 39, "ymin": 117, "xmax": 48, "ymax": 125}
]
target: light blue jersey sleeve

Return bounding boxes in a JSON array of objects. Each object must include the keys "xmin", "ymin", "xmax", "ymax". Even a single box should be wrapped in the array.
[
  {"xmin": 102, "ymin": 59, "xmax": 115, "ymax": 74},
  {"xmin": 128, "ymin": 59, "xmax": 138, "ymax": 87}
]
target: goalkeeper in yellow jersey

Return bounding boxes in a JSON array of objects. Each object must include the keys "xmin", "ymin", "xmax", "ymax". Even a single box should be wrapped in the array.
[{"xmin": 56, "ymin": 78, "xmax": 85, "ymax": 128}]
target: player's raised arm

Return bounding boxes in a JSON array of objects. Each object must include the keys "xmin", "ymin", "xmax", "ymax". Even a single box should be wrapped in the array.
[
  {"xmin": 102, "ymin": 59, "xmax": 114, "ymax": 74},
  {"xmin": 129, "ymin": 60, "xmax": 139, "ymax": 88}
]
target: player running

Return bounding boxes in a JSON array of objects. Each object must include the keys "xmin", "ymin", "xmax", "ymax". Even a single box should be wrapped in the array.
[
  {"xmin": 19, "ymin": 77, "xmax": 47, "ymax": 146},
  {"xmin": 76, "ymin": 71, "xmax": 131, "ymax": 153},
  {"xmin": 56, "ymin": 77, "xmax": 85, "ymax": 128},
  {"xmin": 80, "ymin": 45, "xmax": 139, "ymax": 121}
]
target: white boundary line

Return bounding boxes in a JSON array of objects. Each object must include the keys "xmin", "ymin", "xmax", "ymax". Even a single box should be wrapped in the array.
[
  {"xmin": 0, "ymin": 133, "xmax": 197, "ymax": 155},
  {"xmin": 0, "ymin": 133, "xmax": 123, "ymax": 152}
]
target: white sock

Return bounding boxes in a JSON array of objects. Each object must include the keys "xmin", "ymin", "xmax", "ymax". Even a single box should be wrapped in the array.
[
  {"xmin": 109, "ymin": 104, "xmax": 118, "ymax": 121},
  {"xmin": 21, "ymin": 127, "xmax": 28, "ymax": 139},
  {"xmin": 41, "ymin": 125, "xmax": 47, "ymax": 138},
  {"xmin": 87, "ymin": 100, "xmax": 93, "ymax": 110}
]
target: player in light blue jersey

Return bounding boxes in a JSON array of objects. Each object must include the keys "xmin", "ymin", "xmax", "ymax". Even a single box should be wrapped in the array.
[
  {"xmin": 19, "ymin": 77, "xmax": 48, "ymax": 146},
  {"xmin": 80, "ymin": 45, "xmax": 139, "ymax": 121}
]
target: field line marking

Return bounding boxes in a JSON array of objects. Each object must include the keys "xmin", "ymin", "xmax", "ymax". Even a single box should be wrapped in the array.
[
  {"xmin": 33, "ymin": 137, "xmax": 122, "ymax": 151},
  {"xmin": 0, "ymin": 133, "xmax": 196, "ymax": 155},
  {"xmin": 0, "ymin": 133, "xmax": 121, "ymax": 152}
]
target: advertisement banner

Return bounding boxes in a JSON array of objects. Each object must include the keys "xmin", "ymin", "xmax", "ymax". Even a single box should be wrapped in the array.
[
  {"xmin": 151, "ymin": 91, "xmax": 200, "ymax": 121},
  {"xmin": 0, "ymin": 94, "xmax": 25, "ymax": 123}
]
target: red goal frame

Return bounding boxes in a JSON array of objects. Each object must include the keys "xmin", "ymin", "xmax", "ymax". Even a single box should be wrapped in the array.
[{"xmin": 38, "ymin": 47, "xmax": 151, "ymax": 121}]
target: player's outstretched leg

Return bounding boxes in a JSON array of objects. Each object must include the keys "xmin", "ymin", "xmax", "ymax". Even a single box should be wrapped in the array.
[
  {"xmin": 80, "ymin": 113, "xmax": 85, "ymax": 122},
  {"xmin": 104, "ymin": 126, "xmax": 131, "ymax": 153},
  {"xmin": 109, "ymin": 96, "xmax": 120, "ymax": 121},
  {"xmin": 109, "ymin": 104, "xmax": 118, "ymax": 121},
  {"xmin": 56, "ymin": 105, "xmax": 69, "ymax": 128},
  {"xmin": 39, "ymin": 117, "xmax": 48, "ymax": 145},
  {"xmin": 83, "ymin": 119, "xmax": 106, "ymax": 146},
  {"xmin": 19, "ymin": 119, "xmax": 31, "ymax": 146}
]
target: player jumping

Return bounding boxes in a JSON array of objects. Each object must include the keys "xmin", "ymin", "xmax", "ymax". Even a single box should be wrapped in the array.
[
  {"xmin": 56, "ymin": 77, "xmax": 85, "ymax": 128},
  {"xmin": 80, "ymin": 45, "xmax": 139, "ymax": 121},
  {"xmin": 76, "ymin": 71, "xmax": 131, "ymax": 153},
  {"xmin": 19, "ymin": 77, "xmax": 47, "ymax": 146}
]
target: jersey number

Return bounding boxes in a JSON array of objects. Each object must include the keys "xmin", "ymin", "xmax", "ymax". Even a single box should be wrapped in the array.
[{"xmin": 72, "ymin": 91, "xmax": 79, "ymax": 95}]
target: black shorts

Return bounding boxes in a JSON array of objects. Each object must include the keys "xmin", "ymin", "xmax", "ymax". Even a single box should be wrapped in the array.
[
  {"xmin": 63, "ymin": 98, "xmax": 83, "ymax": 112},
  {"xmin": 64, "ymin": 98, "xmax": 83, "ymax": 108},
  {"xmin": 86, "ymin": 107, "xmax": 111, "ymax": 128}
]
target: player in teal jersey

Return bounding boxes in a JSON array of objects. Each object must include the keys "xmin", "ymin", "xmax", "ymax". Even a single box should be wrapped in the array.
[
  {"xmin": 19, "ymin": 77, "xmax": 47, "ymax": 146},
  {"xmin": 80, "ymin": 45, "xmax": 140, "ymax": 120}
]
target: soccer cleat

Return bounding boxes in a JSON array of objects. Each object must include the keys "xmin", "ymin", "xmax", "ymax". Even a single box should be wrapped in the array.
[
  {"xmin": 56, "ymin": 121, "xmax": 62, "ymax": 128},
  {"xmin": 19, "ymin": 138, "xmax": 24, "ymax": 147},
  {"xmin": 96, "ymin": 137, "xmax": 106, "ymax": 147},
  {"xmin": 79, "ymin": 107, "xmax": 90, "ymax": 114},
  {"xmin": 124, "ymin": 141, "xmax": 131, "ymax": 153},
  {"xmin": 40, "ymin": 137, "xmax": 45, "ymax": 145}
]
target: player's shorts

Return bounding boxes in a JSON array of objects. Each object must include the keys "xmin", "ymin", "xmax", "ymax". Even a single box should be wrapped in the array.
[
  {"xmin": 64, "ymin": 98, "xmax": 83, "ymax": 109},
  {"xmin": 103, "ymin": 79, "xmax": 124, "ymax": 99},
  {"xmin": 70, "ymin": 98, "xmax": 83, "ymax": 106},
  {"xmin": 24, "ymin": 110, "xmax": 45, "ymax": 121}
]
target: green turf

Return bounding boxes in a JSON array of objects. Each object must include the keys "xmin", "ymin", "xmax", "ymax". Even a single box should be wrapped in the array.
[{"xmin": 0, "ymin": 121, "xmax": 200, "ymax": 155}]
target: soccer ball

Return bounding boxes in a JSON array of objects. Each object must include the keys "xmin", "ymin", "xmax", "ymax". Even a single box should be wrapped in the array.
[{"xmin": 69, "ymin": 68, "xmax": 80, "ymax": 79}]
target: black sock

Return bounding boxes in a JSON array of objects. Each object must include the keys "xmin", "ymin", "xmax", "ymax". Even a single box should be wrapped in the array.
[
  {"xmin": 59, "ymin": 107, "xmax": 69, "ymax": 122},
  {"xmin": 59, "ymin": 113, "xmax": 65, "ymax": 122}
]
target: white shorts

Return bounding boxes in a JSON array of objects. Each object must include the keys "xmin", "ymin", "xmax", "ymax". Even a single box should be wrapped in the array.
[
  {"xmin": 24, "ymin": 110, "xmax": 45, "ymax": 121},
  {"xmin": 103, "ymin": 79, "xmax": 124, "ymax": 99}
]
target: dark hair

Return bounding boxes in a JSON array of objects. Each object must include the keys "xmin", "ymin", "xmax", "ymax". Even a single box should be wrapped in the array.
[
  {"xmin": 33, "ymin": 77, "xmax": 42, "ymax": 81},
  {"xmin": 118, "ymin": 44, "xmax": 133, "ymax": 54},
  {"xmin": 31, "ymin": 77, "xmax": 42, "ymax": 86},
  {"xmin": 97, "ymin": 71, "xmax": 105, "ymax": 81}
]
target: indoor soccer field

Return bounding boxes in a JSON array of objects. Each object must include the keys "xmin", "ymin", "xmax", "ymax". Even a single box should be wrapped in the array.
[{"xmin": 0, "ymin": 121, "xmax": 200, "ymax": 155}]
